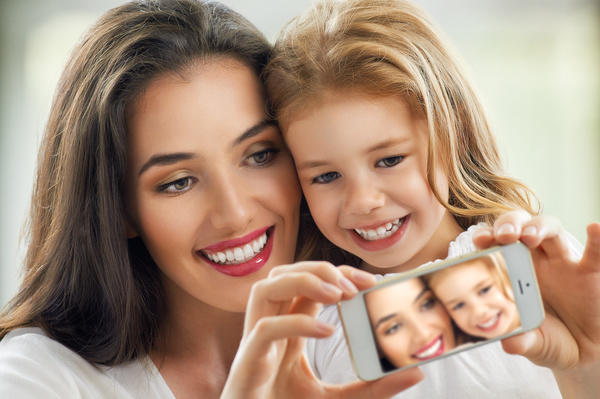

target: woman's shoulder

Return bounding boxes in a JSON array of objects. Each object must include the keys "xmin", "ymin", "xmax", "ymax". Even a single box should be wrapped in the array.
[{"xmin": 0, "ymin": 327, "xmax": 172, "ymax": 398}]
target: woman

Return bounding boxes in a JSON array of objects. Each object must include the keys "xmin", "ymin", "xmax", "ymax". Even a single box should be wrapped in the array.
[{"xmin": 0, "ymin": 1, "xmax": 422, "ymax": 397}]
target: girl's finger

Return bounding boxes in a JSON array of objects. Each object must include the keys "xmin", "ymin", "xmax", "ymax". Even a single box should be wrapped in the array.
[
  {"xmin": 338, "ymin": 265, "xmax": 378, "ymax": 291},
  {"xmin": 580, "ymin": 222, "xmax": 600, "ymax": 272},
  {"xmin": 492, "ymin": 210, "xmax": 532, "ymax": 244}
]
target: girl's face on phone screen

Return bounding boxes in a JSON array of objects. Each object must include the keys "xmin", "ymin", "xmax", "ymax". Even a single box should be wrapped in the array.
[
  {"xmin": 431, "ymin": 261, "xmax": 519, "ymax": 339},
  {"xmin": 285, "ymin": 92, "xmax": 463, "ymax": 274},
  {"xmin": 124, "ymin": 58, "xmax": 301, "ymax": 313},
  {"xmin": 366, "ymin": 277, "xmax": 456, "ymax": 368}
]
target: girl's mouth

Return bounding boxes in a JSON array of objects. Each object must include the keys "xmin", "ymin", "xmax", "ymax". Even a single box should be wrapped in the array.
[
  {"xmin": 412, "ymin": 335, "xmax": 445, "ymax": 361},
  {"xmin": 198, "ymin": 227, "xmax": 274, "ymax": 277},
  {"xmin": 354, "ymin": 217, "xmax": 406, "ymax": 241},
  {"xmin": 477, "ymin": 312, "xmax": 501, "ymax": 332}
]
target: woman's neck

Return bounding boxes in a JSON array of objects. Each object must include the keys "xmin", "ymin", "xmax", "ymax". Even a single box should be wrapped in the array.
[{"xmin": 151, "ymin": 278, "xmax": 245, "ymax": 399}]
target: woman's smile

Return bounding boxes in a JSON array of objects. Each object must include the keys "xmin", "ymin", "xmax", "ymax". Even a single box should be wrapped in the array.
[{"xmin": 199, "ymin": 227, "xmax": 274, "ymax": 276}]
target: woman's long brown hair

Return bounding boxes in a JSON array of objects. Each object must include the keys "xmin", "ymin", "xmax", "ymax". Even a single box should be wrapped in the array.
[{"xmin": 0, "ymin": 0, "xmax": 272, "ymax": 366}]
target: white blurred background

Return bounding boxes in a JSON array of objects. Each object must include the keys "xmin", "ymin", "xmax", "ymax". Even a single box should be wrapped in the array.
[{"xmin": 1, "ymin": 0, "xmax": 599, "ymax": 308}]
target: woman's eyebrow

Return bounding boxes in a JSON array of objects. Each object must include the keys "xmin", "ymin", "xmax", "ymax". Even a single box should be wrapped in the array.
[
  {"xmin": 230, "ymin": 119, "xmax": 276, "ymax": 149},
  {"xmin": 138, "ymin": 152, "xmax": 195, "ymax": 177},
  {"xmin": 374, "ymin": 313, "xmax": 397, "ymax": 329}
]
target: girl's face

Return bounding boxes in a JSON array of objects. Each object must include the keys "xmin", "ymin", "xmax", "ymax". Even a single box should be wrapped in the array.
[
  {"xmin": 366, "ymin": 278, "xmax": 455, "ymax": 368},
  {"xmin": 124, "ymin": 59, "xmax": 301, "ymax": 313},
  {"xmin": 431, "ymin": 261, "xmax": 519, "ymax": 339},
  {"xmin": 285, "ymin": 92, "xmax": 462, "ymax": 273}
]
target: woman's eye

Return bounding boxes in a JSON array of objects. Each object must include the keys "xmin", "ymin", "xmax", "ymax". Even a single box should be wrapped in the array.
[
  {"xmin": 385, "ymin": 322, "xmax": 401, "ymax": 335},
  {"xmin": 312, "ymin": 171, "xmax": 340, "ymax": 184},
  {"xmin": 421, "ymin": 297, "xmax": 435, "ymax": 311},
  {"xmin": 376, "ymin": 156, "xmax": 404, "ymax": 168},
  {"xmin": 159, "ymin": 177, "xmax": 196, "ymax": 194},
  {"xmin": 452, "ymin": 302, "xmax": 465, "ymax": 312},
  {"xmin": 245, "ymin": 148, "xmax": 280, "ymax": 167}
]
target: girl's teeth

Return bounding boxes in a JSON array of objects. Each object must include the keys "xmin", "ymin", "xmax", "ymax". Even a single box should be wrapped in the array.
[
  {"xmin": 479, "ymin": 314, "xmax": 499, "ymax": 329},
  {"xmin": 204, "ymin": 232, "xmax": 268, "ymax": 265},
  {"xmin": 355, "ymin": 218, "xmax": 403, "ymax": 241}
]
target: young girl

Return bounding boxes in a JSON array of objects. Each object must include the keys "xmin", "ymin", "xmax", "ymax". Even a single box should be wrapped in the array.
[
  {"xmin": 425, "ymin": 252, "xmax": 521, "ymax": 340},
  {"xmin": 265, "ymin": 0, "xmax": 600, "ymax": 396}
]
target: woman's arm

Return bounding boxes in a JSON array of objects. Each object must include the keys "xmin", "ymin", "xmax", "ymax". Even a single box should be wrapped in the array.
[
  {"xmin": 221, "ymin": 262, "xmax": 424, "ymax": 399},
  {"xmin": 473, "ymin": 212, "xmax": 600, "ymax": 399}
]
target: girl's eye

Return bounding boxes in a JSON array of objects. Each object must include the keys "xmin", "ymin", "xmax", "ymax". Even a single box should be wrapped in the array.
[
  {"xmin": 244, "ymin": 148, "xmax": 280, "ymax": 167},
  {"xmin": 452, "ymin": 302, "xmax": 465, "ymax": 312},
  {"xmin": 312, "ymin": 171, "xmax": 341, "ymax": 184},
  {"xmin": 376, "ymin": 156, "xmax": 404, "ymax": 168},
  {"xmin": 159, "ymin": 177, "xmax": 196, "ymax": 194},
  {"xmin": 479, "ymin": 285, "xmax": 492, "ymax": 296}
]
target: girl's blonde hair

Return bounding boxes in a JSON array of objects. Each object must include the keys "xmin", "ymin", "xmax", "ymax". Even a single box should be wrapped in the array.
[{"xmin": 266, "ymin": 0, "xmax": 539, "ymax": 252}]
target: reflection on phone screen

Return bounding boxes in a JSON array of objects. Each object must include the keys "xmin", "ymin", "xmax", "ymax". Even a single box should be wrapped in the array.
[{"xmin": 365, "ymin": 251, "xmax": 521, "ymax": 371}]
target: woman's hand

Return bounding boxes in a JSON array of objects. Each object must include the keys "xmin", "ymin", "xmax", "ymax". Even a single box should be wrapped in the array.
[
  {"xmin": 221, "ymin": 261, "xmax": 424, "ymax": 399},
  {"xmin": 472, "ymin": 211, "xmax": 600, "ymax": 398}
]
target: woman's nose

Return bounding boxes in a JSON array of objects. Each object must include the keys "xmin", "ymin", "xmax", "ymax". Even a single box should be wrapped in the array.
[
  {"xmin": 343, "ymin": 174, "xmax": 385, "ymax": 215},
  {"xmin": 208, "ymin": 174, "xmax": 255, "ymax": 231}
]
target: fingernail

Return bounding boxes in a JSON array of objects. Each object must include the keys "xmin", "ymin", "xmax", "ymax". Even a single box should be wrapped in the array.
[
  {"xmin": 351, "ymin": 269, "xmax": 377, "ymax": 284},
  {"xmin": 322, "ymin": 282, "xmax": 342, "ymax": 296},
  {"xmin": 497, "ymin": 223, "xmax": 515, "ymax": 235},
  {"xmin": 523, "ymin": 226, "xmax": 537, "ymax": 237},
  {"xmin": 339, "ymin": 276, "xmax": 358, "ymax": 294},
  {"xmin": 316, "ymin": 320, "xmax": 335, "ymax": 334}
]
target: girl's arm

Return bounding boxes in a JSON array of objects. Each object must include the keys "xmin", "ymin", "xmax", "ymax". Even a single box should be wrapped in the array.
[
  {"xmin": 473, "ymin": 211, "xmax": 600, "ymax": 399},
  {"xmin": 221, "ymin": 262, "xmax": 424, "ymax": 399}
]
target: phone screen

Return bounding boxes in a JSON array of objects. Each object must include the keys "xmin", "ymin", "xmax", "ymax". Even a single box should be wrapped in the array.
[{"xmin": 364, "ymin": 251, "xmax": 521, "ymax": 372}]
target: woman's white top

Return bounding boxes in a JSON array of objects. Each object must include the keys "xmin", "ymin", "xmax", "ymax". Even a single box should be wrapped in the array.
[
  {"xmin": 0, "ymin": 327, "xmax": 175, "ymax": 398},
  {"xmin": 305, "ymin": 224, "xmax": 584, "ymax": 398}
]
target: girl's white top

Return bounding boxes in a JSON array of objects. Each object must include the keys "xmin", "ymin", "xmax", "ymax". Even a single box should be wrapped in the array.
[{"xmin": 305, "ymin": 224, "xmax": 584, "ymax": 398}]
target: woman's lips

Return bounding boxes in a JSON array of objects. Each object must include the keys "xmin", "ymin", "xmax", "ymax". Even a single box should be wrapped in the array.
[
  {"xmin": 412, "ymin": 335, "xmax": 445, "ymax": 361},
  {"xmin": 349, "ymin": 215, "xmax": 410, "ymax": 251},
  {"xmin": 198, "ymin": 227, "xmax": 274, "ymax": 277}
]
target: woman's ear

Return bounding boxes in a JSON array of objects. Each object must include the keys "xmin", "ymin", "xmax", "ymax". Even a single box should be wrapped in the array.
[{"xmin": 123, "ymin": 216, "xmax": 139, "ymax": 239}]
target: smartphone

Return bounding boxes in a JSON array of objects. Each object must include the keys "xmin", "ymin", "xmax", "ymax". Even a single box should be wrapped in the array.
[{"xmin": 338, "ymin": 242, "xmax": 544, "ymax": 381}]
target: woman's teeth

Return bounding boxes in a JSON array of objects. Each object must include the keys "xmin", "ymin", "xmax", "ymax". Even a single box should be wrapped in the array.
[
  {"xmin": 203, "ymin": 232, "xmax": 267, "ymax": 265},
  {"xmin": 355, "ymin": 218, "xmax": 404, "ymax": 241},
  {"xmin": 414, "ymin": 336, "xmax": 442, "ymax": 360}
]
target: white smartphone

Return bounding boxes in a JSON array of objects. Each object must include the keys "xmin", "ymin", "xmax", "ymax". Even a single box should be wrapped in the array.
[{"xmin": 338, "ymin": 242, "xmax": 544, "ymax": 381}]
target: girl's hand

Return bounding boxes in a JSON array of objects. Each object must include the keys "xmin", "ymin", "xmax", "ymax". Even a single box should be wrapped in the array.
[
  {"xmin": 472, "ymin": 211, "xmax": 600, "ymax": 398},
  {"xmin": 221, "ymin": 261, "xmax": 424, "ymax": 399}
]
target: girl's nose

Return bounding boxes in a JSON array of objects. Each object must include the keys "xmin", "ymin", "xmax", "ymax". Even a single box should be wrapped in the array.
[{"xmin": 343, "ymin": 174, "xmax": 385, "ymax": 215}]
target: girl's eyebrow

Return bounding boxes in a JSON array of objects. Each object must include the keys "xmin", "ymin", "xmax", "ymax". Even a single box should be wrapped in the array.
[
  {"xmin": 365, "ymin": 137, "xmax": 411, "ymax": 153},
  {"xmin": 296, "ymin": 137, "xmax": 412, "ymax": 172}
]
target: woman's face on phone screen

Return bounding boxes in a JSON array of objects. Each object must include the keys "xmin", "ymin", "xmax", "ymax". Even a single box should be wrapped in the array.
[
  {"xmin": 124, "ymin": 58, "xmax": 301, "ymax": 313},
  {"xmin": 366, "ymin": 277, "xmax": 455, "ymax": 368}
]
